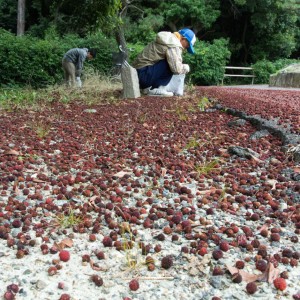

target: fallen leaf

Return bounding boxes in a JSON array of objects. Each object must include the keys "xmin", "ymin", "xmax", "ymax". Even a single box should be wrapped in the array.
[
  {"xmin": 88, "ymin": 196, "xmax": 98, "ymax": 208},
  {"xmin": 250, "ymin": 155, "xmax": 264, "ymax": 163},
  {"xmin": 113, "ymin": 171, "xmax": 132, "ymax": 178},
  {"xmin": 267, "ymin": 263, "xmax": 280, "ymax": 284},
  {"xmin": 54, "ymin": 238, "xmax": 73, "ymax": 250},
  {"xmin": 90, "ymin": 259, "xmax": 108, "ymax": 271},
  {"xmin": 4, "ymin": 149, "xmax": 20, "ymax": 156},
  {"xmin": 182, "ymin": 253, "xmax": 212, "ymax": 275},
  {"xmin": 226, "ymin": 264, "xmax": 264, "ymax": 283},
  {"xmin": 237, "ymin": 133, "xmax": 248, "ymax": 139},
  {"xmin": 196, "ymin": 187, "xmax": 216, "ymax": 195},
  {"xmin": 265, "ymin": 179, "xmax": 278, "ymax": 190},
  {"xmin": 60, "ymin": 238, "xmax": 73, "ymax": 248},
  {"xmin": 33, "ymin": 178, "xmax": 46, "ymax": 183},
  {"xmin": 293, "ymin": 167, "xmax": 300, "ymax": 173},
  {"xmin": 254, "ymin": 262, "xmax": 280, "ymax": 283},
  {"xmin": 161, "ymin": 168, "xmax": 167, "ymax": 177}
]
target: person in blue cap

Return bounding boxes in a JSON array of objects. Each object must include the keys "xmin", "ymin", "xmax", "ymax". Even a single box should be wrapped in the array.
[{"xmin": 132, "ymin": 28, "xmax": 196, "ymax": 96}]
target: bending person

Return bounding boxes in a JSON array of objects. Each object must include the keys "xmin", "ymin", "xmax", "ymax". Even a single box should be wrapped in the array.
[{"xmin": 62, "ymin": 48, "xmax": 96, "ymax": 87}]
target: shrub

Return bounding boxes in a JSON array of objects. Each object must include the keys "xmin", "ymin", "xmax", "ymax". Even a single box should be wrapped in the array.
[
  {"xmin": 251, "ymin": 58, "xmax": 299, "ymax": 84},
  {"xmin": 127, "ymin": 43, "xmax": 147, "ymax": 64},
  {"xmin": 183, "ymin": 38, "xmax": 231, "ymax": 86},
  {"xmin": 0, "ymin": 29, "xmax": 117, "ymax": 88}
]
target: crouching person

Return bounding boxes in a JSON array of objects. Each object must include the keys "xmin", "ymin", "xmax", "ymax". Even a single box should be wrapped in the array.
[
  {"xmin": 62, "ymin": 48, "xmax": 97, "ymax": 87},
  {"xmin": 132, "ymin": 28, "xmax": 196, "ymax": 97}
]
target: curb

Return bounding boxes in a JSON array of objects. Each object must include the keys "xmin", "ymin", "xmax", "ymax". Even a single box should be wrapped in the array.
[{"xmin": 214, "ymin": 104, "xmax": 300, "ymax": 162}]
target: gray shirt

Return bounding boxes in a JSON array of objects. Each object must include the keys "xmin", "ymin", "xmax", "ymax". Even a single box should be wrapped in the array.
[{"xmin": 63, "ymin": 48, "xmax": 88, "ymax": 76}]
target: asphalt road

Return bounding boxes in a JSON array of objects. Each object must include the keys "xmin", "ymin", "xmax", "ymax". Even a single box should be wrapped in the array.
[{"xmin": 222, "ymin": 84, "xmax": 300, "ymax": 91}]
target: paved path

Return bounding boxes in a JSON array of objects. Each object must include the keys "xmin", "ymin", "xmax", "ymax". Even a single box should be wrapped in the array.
[{"xmin": 222, "ymin": 84, "xmax": 300, "ymax": 91}]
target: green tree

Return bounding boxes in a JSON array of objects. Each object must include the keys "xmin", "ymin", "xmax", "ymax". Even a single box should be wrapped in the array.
[
  {"xmin": 129, "ymin": 0, "xmax": 220, "ymax": 34},
  {"xmin": 52, "ymin": 0, "xmax": 121, "ymax": 36},
  {"xmin": 159, "ymin": 0, "xmax": 220, "ymax": 34},
  {"xmin": 218, "ymin": 0, "xmax": 299, "ymax": 63}
]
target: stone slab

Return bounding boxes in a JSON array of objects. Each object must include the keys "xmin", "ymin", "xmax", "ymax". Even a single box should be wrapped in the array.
[
  {"xmin": 269, "ymin": 63, "xmax": 300, "ymax": 88},
  {"xmin": 121, "ymin": 65, "xmax": 141, "ymax": 99}
]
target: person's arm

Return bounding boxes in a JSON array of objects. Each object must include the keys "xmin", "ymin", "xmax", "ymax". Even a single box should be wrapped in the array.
[
  {"xmin": 76, "ymin": 49, "xmax": 88, "ymax": 77},
  {"xmin": 166, "ymin": 47, "xmax": 190, "ymax": 74}
]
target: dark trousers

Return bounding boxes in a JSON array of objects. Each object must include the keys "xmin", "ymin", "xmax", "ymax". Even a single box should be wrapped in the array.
[{"xmin": 136, "ymin": 59, "xmax": 173, "ymax": 89}]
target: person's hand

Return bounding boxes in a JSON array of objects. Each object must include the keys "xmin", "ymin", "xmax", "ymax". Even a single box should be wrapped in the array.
[
  {"xmin": 183, "ymin": 64, "xmax": 190, "ymax": 73},
  {"xmin": 76, "ymin": 77, "xmax": 82, "ymax": 88}
]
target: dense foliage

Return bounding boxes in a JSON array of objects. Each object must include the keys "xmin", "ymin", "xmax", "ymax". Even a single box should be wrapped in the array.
[
  {"xmin": 183, "ymin": 39, "xmax": 231, "ymax": 86},
  {"xmin": 0, "ymin": 0, "xmax": 299, "ymax": 87},
  {"xmin": 251, "ymin": 58, "xmax": 300, "ymax": 84},
  {"xmin": 0, "ymin": 29, "xmax": 117, "ymax": 88}
]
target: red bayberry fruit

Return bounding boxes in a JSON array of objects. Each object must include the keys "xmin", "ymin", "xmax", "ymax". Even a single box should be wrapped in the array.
[
  {"xmin": 293, "ymin": 293, "xmax": 300, "ymax": 300},
  {"xmin": 282, "ymin": 248, "xmax": 293, "ymax": 258},
  {"xmin": 251, "ymin": 239, "xmax": 260, "ymax": 248},
  {"xmin": 82, "ymin": 254, "xmax": 90, "ymax": 262},
  {"xmin": 255, "ymin": 259, "xmax": 268, "ymax": 272},
  {"xmin": 161, "ymin": 255, "xmax": 173, "ymax": 269},
  {"xmin": 293, "ymin": 252, "xmax": 300, "ymax": 260},
  {"xmin": 59, "ymin": 294, "xmax": 70, "ymax": 300},
  {"xmin": 89, "ymin": 234, "xmax": 96, "ymax": 242},
  {"xmin": 235, "ymin": 260, "xmax": 245, "ymax": 269},
  {"xmin": 197, "ymin": 247, "xmax": 208, "ymax": 256},
  {"xmin": 3, "ymin": 291, "xmax": 15, "ymax": 300},
  {"xmin": 290, "ymin": 258, "xmax": 298, "ymax": 267},
  {"xmin": 96, "ymin": 251, "xmax": 105, "ymax": 260},
  {"xmin": 251, "ymin": 213, "xmax": 259, "ymax": 221},
  {"xmin": 270, "ymin": 233, "xmax": 280, "ymax": 242},
  {"xmin": 246, "ymin": 282, "xmax": 257, "ymax": 294},
  {"xmin": 129, "ymin": 279, "xmax": 139, "ymax": 291},
  {"xmin": 154, "ymin": 244, "xmax": 162, "ymax": 253},
  {"xmin": 6, "ymin": 284, "xmax": 19, "ymax": 293},
  {"xmin": 102, "ymin": 236, "xmax": 113, "ymax": 247},
  {"xmin": 58, "ymin": 282, "xmax": 65, "ymax": 289},
  {"xmin": 232, "ymin": 273, "xmax": 242, "ymax": 283},
  {"xmin": 273, "ymin": 277, "xmax": 287, "ymax": 291},
  {"xmin": 260, "ymin": 229, "xmax": 268, "ymax": 237},
  {"xmin": 212, "ymin": 266, "xmax": 224, "ymax": 276},
  {"xmin": 219, "ymin": 241, "xmax": 229, "ymax": 252},
  {"xmin": 59, "ymin": 250, "xmax": 70, "ymax": 262},
  {"xmin": 48, "ymin": 266, "xmax": 58, "ymax": 276},
  {"xmin": 90, "ymin": 274, "xmax": 103, "ymax": 287},
  {"xmin": 212, "ymin": 250, "xmax": 223, "ymax": 260}
]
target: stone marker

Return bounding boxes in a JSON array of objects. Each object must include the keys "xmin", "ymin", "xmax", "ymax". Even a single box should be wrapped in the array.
[
  {"xmin": 121, "ymin": 64, "xmax": 141, "ymax": 98},
  {"xmin": 269, "ymin": 63, "xmax": 300, "ymax": 88}
]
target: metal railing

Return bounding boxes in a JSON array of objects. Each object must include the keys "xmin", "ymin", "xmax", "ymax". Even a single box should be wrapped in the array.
[{"xmin": 221, "ymin": 66, "xmax": 255, "ymax": 85}]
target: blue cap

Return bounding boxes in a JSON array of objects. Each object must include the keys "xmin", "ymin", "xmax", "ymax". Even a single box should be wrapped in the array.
[{"xmin": 178, "ymin": 28, "xmax": 196, "ymax": 54}]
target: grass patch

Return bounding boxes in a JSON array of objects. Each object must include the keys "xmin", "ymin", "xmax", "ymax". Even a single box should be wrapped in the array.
[
  {"xmin": 56, "ymin": 208, "xmax": 83, "ymax": 229},
  {"xmin": 0, "ymin": 68, "xmax": 122, "ymax": 111},
  {"xmin": 194, "ymin": 158, "xmax": 220, "ymax": 177},
  {"xmin": 27, "ymin": 117, "xmax": 52, "ymax": 139}
]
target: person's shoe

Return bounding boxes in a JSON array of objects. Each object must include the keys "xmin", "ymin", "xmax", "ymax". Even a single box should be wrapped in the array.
[{"xmin": 148, "ymin": 86, "xmax": 173, "ymax": 97}]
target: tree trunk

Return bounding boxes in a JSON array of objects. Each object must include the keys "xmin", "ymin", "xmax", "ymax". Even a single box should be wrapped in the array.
[
  {"xmin": 115, "ymin": 25, "xmax": 128, "ymax": 59},
  {"xmin": 115, "ymin": 0, "xmax": 129, "ymax": 60},
  {"xmin": 17, "ymin": 0, "xmax": 26, "ymax": 36},
  {"xmin": 241, "ymin": 15, "xmax": 249, "ymax": 63}
]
